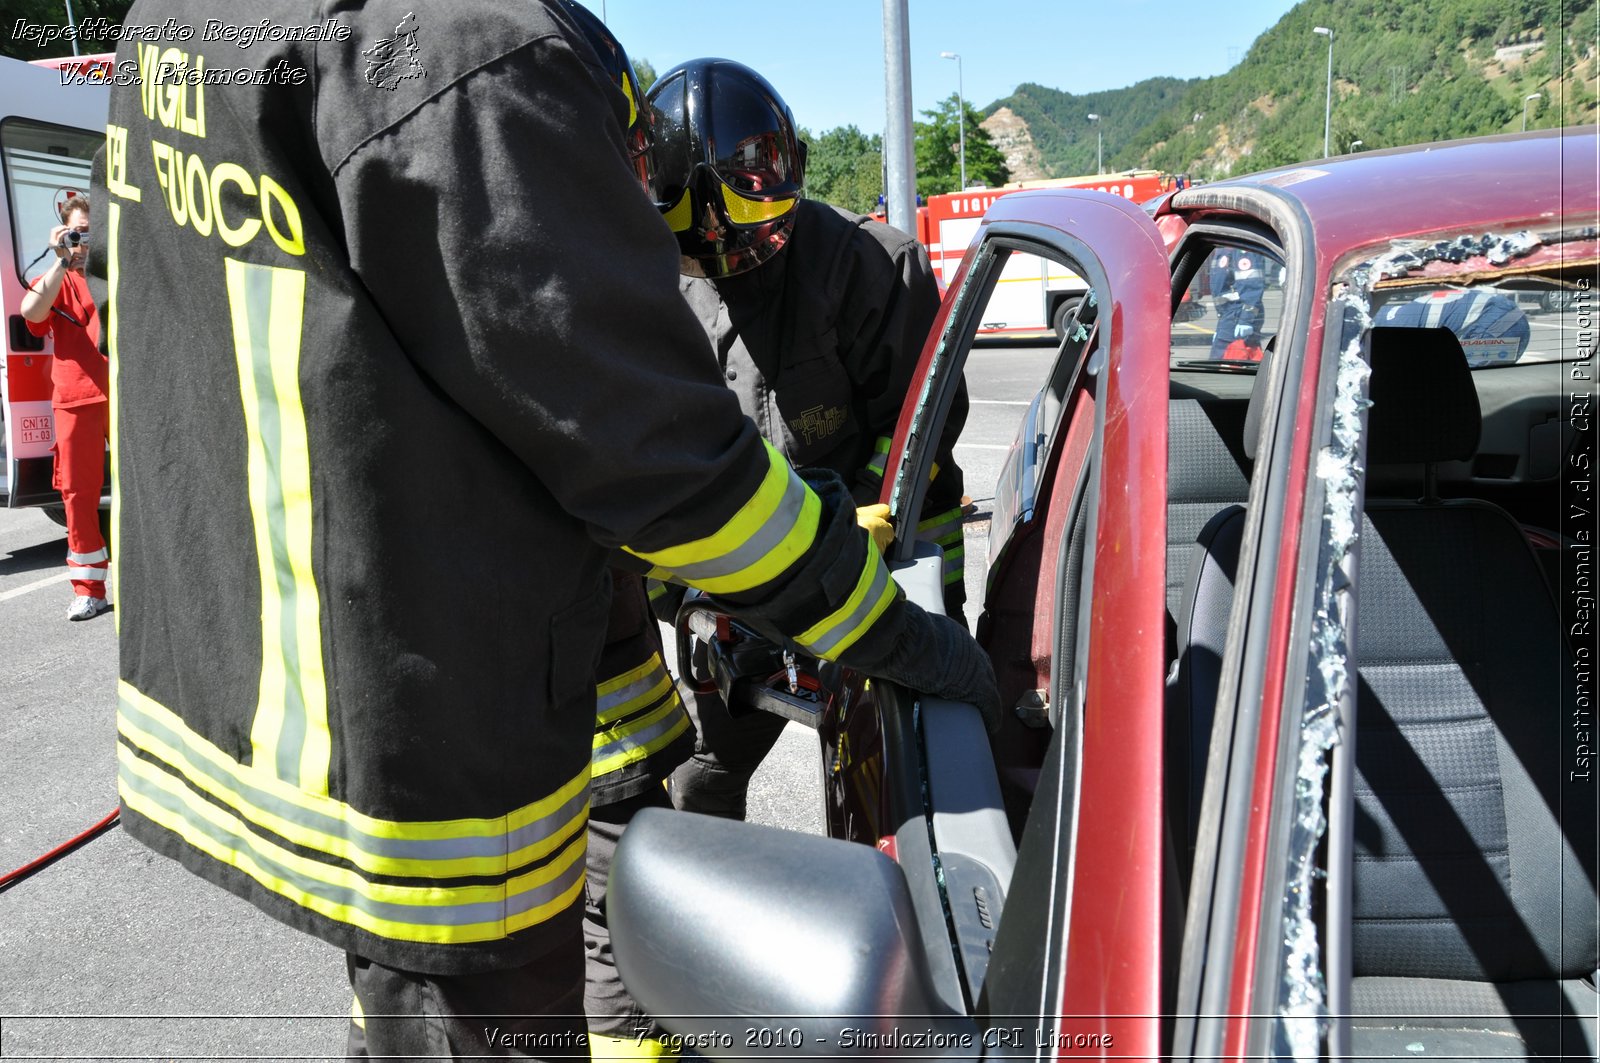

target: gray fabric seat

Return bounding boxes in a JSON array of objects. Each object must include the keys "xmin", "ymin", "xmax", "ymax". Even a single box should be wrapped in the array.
[
  {"xmin": 1173, "ymin": 328, "xmax": 1597, "ymax": 1059},
  {"xmin": 1164, "ymin": 393, "xmax": 1252, "ymax": 861},
  {"xmin": 1165, "ymin": 395, "xmax": 1251, "ymax": 618}
]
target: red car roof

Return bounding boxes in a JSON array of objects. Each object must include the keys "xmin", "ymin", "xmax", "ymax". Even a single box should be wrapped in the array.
[{"xmin": 1174, "ymin": 127, "xmax": 1597, "ymax": 259}]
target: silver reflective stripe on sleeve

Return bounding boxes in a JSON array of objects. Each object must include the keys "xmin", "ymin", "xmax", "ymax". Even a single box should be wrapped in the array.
[
  {"xmin": 68, "ymin": 547, "xmax": 110, "ymax": 565},
  {"xmin": 654, "ymin": 467, "xmax": 810, "ymax": 584},
  {"xmin": 796, "ymin": 545, "xmax": 897, "ymax": 660}
]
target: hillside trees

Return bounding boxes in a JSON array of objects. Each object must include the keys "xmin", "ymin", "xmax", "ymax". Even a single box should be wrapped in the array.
[
  {"xmin": 801, "ymin": 125, "xmax": 885, "ymax": 215},
  {"xmin": 980, "ymin": 0, "xmax": 1594, "ymax": 179},
  {"xmin": 914, "ymin": 94, "xmax": 1010, "ymax": 196}
]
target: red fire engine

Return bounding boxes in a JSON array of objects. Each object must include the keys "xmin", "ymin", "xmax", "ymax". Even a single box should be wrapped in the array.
[{"xmin": 880, "ymin": 170, "xmax": 1186, "ymax": 338}]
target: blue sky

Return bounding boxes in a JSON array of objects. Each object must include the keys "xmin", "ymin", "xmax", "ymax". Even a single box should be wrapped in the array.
[{"xmin": 599, "ymin": 0, "xmax": 1301, "ymax": 135}]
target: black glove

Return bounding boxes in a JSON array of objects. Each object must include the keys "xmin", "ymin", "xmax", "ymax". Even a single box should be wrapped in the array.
[{"xmin": 868, "ymin": 604, "xmax": 1001, "ymax": 733}]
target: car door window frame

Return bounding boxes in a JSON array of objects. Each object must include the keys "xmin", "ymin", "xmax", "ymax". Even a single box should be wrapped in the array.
[
  {"xmin": 887, "ymin": 227, "xmax": 1113, "ymax": 560},
  {"xmin": 887, "ymin": 217, "xmax": 1162, "ymax": 1046},
  {"xmin": 1159, "ymin": 189, "xmax": 1360, "ymax": 1062}
]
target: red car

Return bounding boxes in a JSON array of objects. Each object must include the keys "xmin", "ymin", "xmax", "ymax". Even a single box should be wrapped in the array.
[{"xmin": 610, "ymin": 128, "xmax": 1598, "ymax": 1062}]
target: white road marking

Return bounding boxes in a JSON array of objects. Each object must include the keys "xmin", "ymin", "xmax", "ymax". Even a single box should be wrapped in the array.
[{"xmin": 0, "ymin": 572, "xmax": 65, "ymax": 602}]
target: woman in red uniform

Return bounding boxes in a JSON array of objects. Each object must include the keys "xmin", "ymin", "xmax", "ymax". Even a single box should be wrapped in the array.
[{"xmin": 20, "ymin": 193, "xmax": 110, "ymax": 621}]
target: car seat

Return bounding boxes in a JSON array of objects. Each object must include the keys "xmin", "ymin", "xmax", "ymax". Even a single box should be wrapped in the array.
[{"xmin": 1173, "ymin": 327, "xmax": 1597, "ymax": 1059}]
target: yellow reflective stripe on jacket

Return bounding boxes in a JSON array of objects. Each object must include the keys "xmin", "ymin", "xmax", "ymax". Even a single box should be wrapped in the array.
[
  {"xmin": 916, "ymin": 505, "xmax": 966, "ymax": 586},
  {"xmin": 592, "ymin": 698, "xmax": 690, "ymax": 780},
  {"xmin": 595, "ymin": 655, "xmax": 673, "ymax": 727},
  {"xmin": 940, "ymin": 546, "xmax": 965, "ymax": 584},
  {"xmin": 118, "ymin": 681, "xmax": 589, "ymax": 878},
  {"xmin": 916, "ymin": 506, "xmax": 964, "ymax": 547},
  {"xmin": 624, "ymin": 441, "xmax": 819, "ymax": 595},
  {"xmin": 119, "ymin": 745, "xmax": 586, "ymax": 944},
  {"xmin": 591, "ymin": 652, "xmax": 689, "ymax": 780},
  {"xmin": 864, "ymin": 435, "xmax": 892, "ymax": 479},
  {"xmin": 224, "ymin": 258, "xmax": 332, "ymax": 797},
  {"xmin": 795, "ymin": 543, "xmax": 897, "ymax": 660}
]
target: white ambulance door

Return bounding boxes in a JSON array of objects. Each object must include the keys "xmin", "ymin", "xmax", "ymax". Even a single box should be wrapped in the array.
[{"xmin": 0, "ymin": 57, "xmax": 108, "ymax": 507}]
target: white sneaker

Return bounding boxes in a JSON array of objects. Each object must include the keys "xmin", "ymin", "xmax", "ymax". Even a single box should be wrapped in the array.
[{"xmin": 67, "ymin": 595, "xmax": 112, "ymax": 622}]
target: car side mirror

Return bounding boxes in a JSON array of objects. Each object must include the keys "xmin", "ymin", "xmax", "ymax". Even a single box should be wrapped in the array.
[{"xmin": 609, "ymin": 809, "xmax": 977, "ymax": 1059}]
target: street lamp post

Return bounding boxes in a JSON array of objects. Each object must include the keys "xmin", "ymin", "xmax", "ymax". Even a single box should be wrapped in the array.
[
  {"xmin": 1351, "ymin": 139, "xmax": 1363, "ymax": 151},
  {"xmin": 1087, "ymin": 112, "xmax": 1102, "ymax": 173},
  {"xmin": 940, "ymin": 51, "xmax": 965, "ymax": 189},
  {"xmin": 1313, "ymin": 26, "xmax": 1333, "ymax": 159},
  {"xmin": 1523, "ymin": 92, "xmax": 1542, "ymax": 131},
  {"xmin": 62, "ymin": 0, "xmax": 81, "ymax": 55}
]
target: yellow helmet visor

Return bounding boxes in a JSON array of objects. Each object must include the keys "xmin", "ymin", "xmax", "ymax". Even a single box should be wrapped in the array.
[
  {"xmin": 719, "ymin": 185, "xmax": 797, "ymax": 226},
  {"xmin": 662, "ymin": 192, "xmax": 694, "ymax": 233}
]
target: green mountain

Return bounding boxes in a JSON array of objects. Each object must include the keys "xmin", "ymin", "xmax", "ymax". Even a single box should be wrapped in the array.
[
  {"xmin": 984, "ymin": 0, "xmax": 1597, "ymax": 181},
  {"xmin": 984, "ymin": 78, "xmax": 1199, "ymax": 179}
]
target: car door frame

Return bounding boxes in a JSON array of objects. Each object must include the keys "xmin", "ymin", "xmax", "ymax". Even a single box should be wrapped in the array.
[
  {"xmin": 880, "ymin": 188, "xmax": 1174, "ymax": 1058},
  {"xmin": 1156, "ymin": 185, "xmax": 1362, "ymax": 1062}
]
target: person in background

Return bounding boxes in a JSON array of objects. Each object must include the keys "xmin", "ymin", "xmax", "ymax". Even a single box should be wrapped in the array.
[
  {"xmin": 643, "ymin": 58, "xmax": 970, "ymax": 819},
  {"xmin": 101, "ymin": 2, "xmax": 997, "ymax": 1059},
  {"xmin": 1208, "ymin": 248, "xmax": 1266, "ymax": 360},
  {"xmin": 574, "ymin": 58, "xmax": 974, "ymax": 1054},
  {"xmin": 20, "ymin": 192, "xmax": 110, "ymax": 621}
]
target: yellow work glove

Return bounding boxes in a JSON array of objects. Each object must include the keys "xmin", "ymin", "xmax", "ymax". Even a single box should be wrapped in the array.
[{"xmin": 856, "ymin": 503, "xmax": 895, "ymax": 552}]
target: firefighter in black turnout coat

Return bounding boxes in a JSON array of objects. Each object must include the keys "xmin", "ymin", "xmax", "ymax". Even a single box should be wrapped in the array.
[
  {"xmin": 100, "ymin": 2, "xmax": 997, "ymax": 1057},
  {"xmin": 641, "ymin": 59, "xmax": 972, "ymax": 822}
]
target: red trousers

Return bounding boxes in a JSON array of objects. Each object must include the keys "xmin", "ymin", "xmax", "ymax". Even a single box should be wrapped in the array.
[{"xmin": 53, "ymin": 401, "xmax": 109, "ymax": 598}]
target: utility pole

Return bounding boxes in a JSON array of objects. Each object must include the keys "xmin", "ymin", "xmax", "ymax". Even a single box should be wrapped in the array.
[
  {"xmin": 882, "ymin": 0, "xmax": 917, "ymax": 236},
  {"xmin": 63, "ymin": 0, "xmax": 81, "ymax": 55},
  {"xmin": 1313, "ymin": 26, "xmax": 1334, "ymax": 159}
]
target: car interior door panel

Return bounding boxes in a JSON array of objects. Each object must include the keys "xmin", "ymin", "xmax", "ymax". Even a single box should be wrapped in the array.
[
  {"xmin": 921, "ymin": 694, "xmax": 1018, "ymax": 1003},
  {"xmin": 890, "ymin": 537, "xmax": 952, "ymax": 616}
]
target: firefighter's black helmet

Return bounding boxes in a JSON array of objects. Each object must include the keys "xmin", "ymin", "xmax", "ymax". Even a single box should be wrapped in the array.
[
  {"xmin": 645, "ymin": 58, "xmax": 806, "ymax": 278},
  {"xmin": 557, "ymin": 1, "xmax": 651, "ymax": 186}
]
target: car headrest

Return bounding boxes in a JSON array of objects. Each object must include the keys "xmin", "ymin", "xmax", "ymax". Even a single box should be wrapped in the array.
[
  {"xmin": 1240, "ymin": 326, "xmax": 1480, "ymax": 465},
  {"xmin": 1367, "ymin": 326, "xmax": 1481, "ymax": 465}
]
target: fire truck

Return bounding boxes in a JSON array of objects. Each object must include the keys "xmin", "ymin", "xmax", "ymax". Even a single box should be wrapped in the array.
[
  {"xmin": 888, "ymin": 170, "xmax": 1185, "ymax": 339},
  {"xmin": 0, "ymin": 56, "xmax": 110, "ymax": 521}
]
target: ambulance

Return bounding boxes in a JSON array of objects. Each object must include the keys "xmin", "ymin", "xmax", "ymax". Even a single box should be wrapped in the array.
[{"xmin": 0, "ymin": 55, "xmax": 111, "ymax": 521}]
